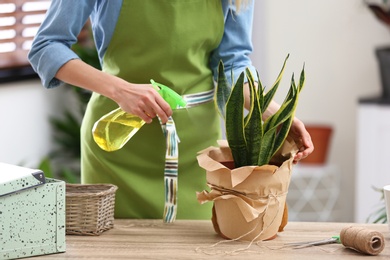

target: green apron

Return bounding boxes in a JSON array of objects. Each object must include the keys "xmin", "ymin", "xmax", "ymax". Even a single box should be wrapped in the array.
[{"xmin": 81, "ymin": 0, "xmax": 224, "ymax": 220}]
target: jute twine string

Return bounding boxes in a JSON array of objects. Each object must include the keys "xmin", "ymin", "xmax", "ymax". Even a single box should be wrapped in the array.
[
  {"xmin": 260, "ymin": 226, "xmax": 385, "ymax": 256},
  {"xmin": 340, "ymin": 226, "xmax": 385, "ymax": 256},
  {"xmin": 260, "ymin": 241, "xmax": 344, "ymax": 253},
  {"xmin": 195, "ymin": 192, "xmax": 284, "ymax": 256}
]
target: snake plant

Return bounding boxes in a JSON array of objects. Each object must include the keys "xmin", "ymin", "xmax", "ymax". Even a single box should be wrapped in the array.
[{"xmin": 216, "ymin": 54, "xmax": 305, "ymax": 167}]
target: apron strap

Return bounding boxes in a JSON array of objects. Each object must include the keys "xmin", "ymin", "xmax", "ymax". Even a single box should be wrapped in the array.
[
  {"xmin": 182, "ymin": 89, "xmax": 215, "ymax": 109},
  {"xmin": 160, "ymin": 116, "xmax": 179, "ymax": 223},
  {"xmin": 160, "ymin": 89, "xmax": 214, "ymax": 223}
]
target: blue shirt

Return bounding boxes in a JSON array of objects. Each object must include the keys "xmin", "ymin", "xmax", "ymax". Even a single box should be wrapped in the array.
[{"xmin": 28, "ymin": 0, "xmax": 256, "ymax": 89}]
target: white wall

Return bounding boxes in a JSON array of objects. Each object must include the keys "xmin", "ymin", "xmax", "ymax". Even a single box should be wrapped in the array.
[
  {"xmin": 251, "ymin": 0, "xmax": 390, "ymax": 222},
  {"xmin": 0, "ymin": 79, "xmax": 66, "ymax": 168},
  {"xmin": 1, "ymin": 0, "xmax": 389, "ymax": 222}
]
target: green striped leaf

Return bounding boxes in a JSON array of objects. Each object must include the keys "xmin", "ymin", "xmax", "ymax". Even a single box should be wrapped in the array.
[
  {"xmin": 282, "ymin": 73, "xmax": 297, "ymax": 104},
  {"xmin": 263, "ymin": 74, "xmax": 299, "ymax": 133},
  {"xmin": 271, "ymin": 116, "xmax": 294, "ymax": 158},
  {"xmin": 263, "ymin": 54, "xmax": 289, "ymax": 112},
  {"xmin": 258, "ymin": 130, "xmax": 276, "ymax": 166},
  {"xmin": 244, "ymin": 74, "xmax": 263, "ymax": 165},
  {"xmin": 244, "ymin": 68, "xmax": 256, "ymax": 127},
  {"xmin": 226, "ymin": 72, "xmax": 248, "ymax": 167},
  {"xmin": 256, "ymin": 70, "xmax": 265, "ymax": 112},
  {"xmin": 271, "ymin": 68, "xmax": 305, "ymax": 157},
  {"xmin": 298, "ymin": 65, "xmax": 306, "ymax": 92},
  {"xmin": 215, "ymin": 61, "xmax": 231, "ymax": 120},
  {"xmin": 260, "ymin": 95, "xmax": 296, "ymax": 165},
  {"xmin": 265, "ymin": 74, "xmax": 302, "ymax": 158}
]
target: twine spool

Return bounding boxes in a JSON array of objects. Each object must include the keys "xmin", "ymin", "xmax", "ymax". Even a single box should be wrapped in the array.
[{"xmin": 340, "ymin": 226, "xmax": 385, "ymax": 256}]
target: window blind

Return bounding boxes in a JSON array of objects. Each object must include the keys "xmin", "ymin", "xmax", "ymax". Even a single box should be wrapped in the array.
[{"xmin": 0, "ymin": 0, "xmax": 51, "ymax": 70}]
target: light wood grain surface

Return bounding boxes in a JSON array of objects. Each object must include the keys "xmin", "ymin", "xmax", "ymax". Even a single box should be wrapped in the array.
[{"xmin": 27, "ymin": 220, "xmax": 390, "ymax": 259}]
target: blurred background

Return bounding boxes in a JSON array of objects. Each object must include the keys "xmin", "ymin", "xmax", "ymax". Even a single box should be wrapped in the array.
[{"xmin": 1, "ymin": 0, "xmax": 390, "ymax": 223}]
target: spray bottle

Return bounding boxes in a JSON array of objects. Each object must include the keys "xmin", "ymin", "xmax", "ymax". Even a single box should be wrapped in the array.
[{"xmin": 92, "ymin": 79, "xmax": 187, "ymax": 152}]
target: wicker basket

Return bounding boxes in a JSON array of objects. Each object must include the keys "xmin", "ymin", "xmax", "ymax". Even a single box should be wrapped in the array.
[{"xmin": 65, "ymin": 183, "xmax": 118, "ymax": 236}]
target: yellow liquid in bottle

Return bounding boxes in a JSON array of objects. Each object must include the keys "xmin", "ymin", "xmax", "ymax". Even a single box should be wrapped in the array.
[{"xmin": 92, "ymin": 107, "xmax": 146, "ymax": 152}]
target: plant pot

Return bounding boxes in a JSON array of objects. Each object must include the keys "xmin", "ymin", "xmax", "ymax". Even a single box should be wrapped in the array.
[
  {"xmin": 300, "ymin": 125, "xmax": 333, "ymax": 165},
  {"xmin": 376, "ymin": 47, "xmax": 390, "ymax": 101},
  {"xmin": 196, "ymin": 140, "xmax": 296, "ymax": 242},
  {"xmin": 359, "ymin": 47, "xmax": 390, "ymax": 104}
]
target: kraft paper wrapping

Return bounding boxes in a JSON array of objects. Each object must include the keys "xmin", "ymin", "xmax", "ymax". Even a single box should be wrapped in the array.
[{"xmin": 197, "ymin": 138, "xmax": 297, "ymax": 242}]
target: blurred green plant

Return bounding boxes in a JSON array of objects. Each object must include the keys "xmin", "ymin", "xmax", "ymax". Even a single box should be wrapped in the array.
[
  {"xmin": 366, "ymin": 186, "xmax": 387, "ymax": 224},
  {"xmin": 38, "ymin": 157, "xmax": 79, "ymax": 183}
]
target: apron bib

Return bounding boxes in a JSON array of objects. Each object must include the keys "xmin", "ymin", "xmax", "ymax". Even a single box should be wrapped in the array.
[{"xmin": 81, "ymin": 0, "xmax": 224, "ymax": 220}]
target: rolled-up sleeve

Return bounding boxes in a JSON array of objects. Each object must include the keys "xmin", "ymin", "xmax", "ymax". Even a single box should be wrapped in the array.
[
  {"xmin": 28, "ymin": 0, "xmax": 96, "ymax": 88},
  {"xmin": 210, "ymin": 0, "xmax": 257, "ymax": 85}
]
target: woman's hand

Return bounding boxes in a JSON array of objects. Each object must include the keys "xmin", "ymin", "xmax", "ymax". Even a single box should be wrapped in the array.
[
  {"xmin": 55, "ymin": 59, "xmax": 172, "ymax": 124},
  {"xmin": 112, "ymin": 82, "xmax": 172, "ymax": 124},
  {"xmin": 289, "ymin": 117, "xmax": 314, "ymax": 164},
  {"xmin": 261, "ymin": 100, "xmax": 314, "ymax": 163}
]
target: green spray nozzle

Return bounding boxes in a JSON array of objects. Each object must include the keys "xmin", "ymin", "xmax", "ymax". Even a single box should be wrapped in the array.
[{"xmin": 150, "ymin": 79, "xmax": 187, "ymax": 109}]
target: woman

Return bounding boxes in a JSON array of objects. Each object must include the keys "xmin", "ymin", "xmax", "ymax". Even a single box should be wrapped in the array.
[{"xmin": 29, "ymin": 0, "xmax": 313, "ymax": 221}]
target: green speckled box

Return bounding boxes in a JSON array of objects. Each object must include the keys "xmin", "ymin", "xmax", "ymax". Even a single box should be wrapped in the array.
[{"xmin": 0, "ymin": 163, "xmax": 66, "ymax": 259}]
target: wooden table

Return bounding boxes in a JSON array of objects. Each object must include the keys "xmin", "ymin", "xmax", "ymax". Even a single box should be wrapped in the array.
[{"xmin": 29, "ymin": 220, "xmax": 389, "ymax": 259}]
